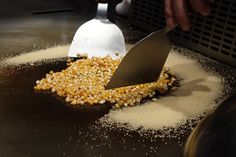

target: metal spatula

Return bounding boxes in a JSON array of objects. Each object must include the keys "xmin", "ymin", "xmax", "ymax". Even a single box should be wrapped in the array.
[
  {"xmin": 105, "ymin": 27, "xmax": 174, "ymax": 89},
  {"xmin": 68, "ymin": 1, "xmax": 126, "ymax": 59}
]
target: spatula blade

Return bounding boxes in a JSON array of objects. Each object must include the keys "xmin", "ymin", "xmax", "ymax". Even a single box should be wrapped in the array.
[{"xmin": 105, "ymin": 30, "xmax": 170, "ymax": 89}]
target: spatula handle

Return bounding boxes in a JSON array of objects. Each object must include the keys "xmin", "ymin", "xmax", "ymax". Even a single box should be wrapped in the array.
[{"xmin": 96, "ymin": 1, "xmax": 108, "ymax": 19}]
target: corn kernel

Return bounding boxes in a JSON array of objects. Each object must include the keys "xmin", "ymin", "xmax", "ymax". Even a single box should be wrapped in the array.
[{"xmin": 34, "ymin": 56, "xmax": 177, "ymax": 108}]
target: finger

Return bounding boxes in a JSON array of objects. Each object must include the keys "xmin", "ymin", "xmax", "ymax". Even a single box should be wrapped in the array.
[
  {"xmin": 189, "ymin": 0, "xmax": 211, "ymax": 16},
  {"xmin": 171, "ymin": 0, "xmax": 191, "ymax": 31},
  {"xmin": 165, "ymin": 0, "xmax": 176, "ymax": 28}
]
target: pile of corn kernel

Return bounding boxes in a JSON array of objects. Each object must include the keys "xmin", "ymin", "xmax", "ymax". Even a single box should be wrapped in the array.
[{"xmin": 34, "ymin": 56, "xmax": 177, "ymax": 108}]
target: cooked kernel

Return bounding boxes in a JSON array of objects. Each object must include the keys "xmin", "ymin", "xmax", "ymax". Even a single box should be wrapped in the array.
[{"xmin": 34, "ymin": 56, "xmax": 177, "ymax": 108}]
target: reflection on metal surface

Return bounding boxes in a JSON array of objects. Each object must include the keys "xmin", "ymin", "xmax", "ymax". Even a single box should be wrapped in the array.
[{"xmin": 184, "ymin": 93, "xmax": 236, "ymax": 157}]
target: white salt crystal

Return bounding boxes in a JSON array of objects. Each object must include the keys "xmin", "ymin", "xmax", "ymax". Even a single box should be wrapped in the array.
[
  {"xmin": 100, "ymin": 50, "xmax": 223, "ymax": 130},
  {"xmin": 3, "ymin": 45, "xmax": 70, "ymax": 65}
]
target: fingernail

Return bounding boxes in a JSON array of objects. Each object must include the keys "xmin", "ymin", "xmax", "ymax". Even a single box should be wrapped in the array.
[
  {"xmin": 202, "ymin": 9, "xmax": 210, "ymax": 16},
  {"xmin": 182, "ymin": 25, "xmax": 191, "ymax": 31}
]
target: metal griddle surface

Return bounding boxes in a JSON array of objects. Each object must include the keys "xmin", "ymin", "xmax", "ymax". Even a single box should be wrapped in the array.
[
  {"xmin": 0, "ymin": 60, "xmax": 188, "ymax": 157},
  {"xmin": 1, "ymin": 12, "xmax": 236, "ymax": 157},
  {"xmin": 0, "ymin": 13, "xmax": 189, "ymax": 157}
]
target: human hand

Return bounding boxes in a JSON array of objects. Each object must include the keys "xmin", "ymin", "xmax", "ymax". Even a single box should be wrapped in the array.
[
  {"xmin": 116, "ymin": 0, "xmax": 132, "ymax": 16},
  {"xmin": 165, "ymin": 0, "xmax": 212, "ymax": 31}
]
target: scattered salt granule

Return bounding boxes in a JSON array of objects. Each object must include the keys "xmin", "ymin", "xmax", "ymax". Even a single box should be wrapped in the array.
[
  {"xmin": 3, "ymin": 45, "xmax": 69, "ymax": 65},
  {"xmin": 2, "ymin": 44, "xmax": 134, "ymax": 66},
  {"xmin": 99, "ymin": 50, "xmax": 223, "ymax": 130},
  {"xmin": 1, "ymin": 44, "xmax": 224, "ymax": 132}
]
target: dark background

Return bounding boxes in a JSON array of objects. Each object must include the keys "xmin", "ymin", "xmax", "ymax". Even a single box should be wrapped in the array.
[{"xmin": 0, "ymin": 0, "xmax": 96, "ymax": 16}]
